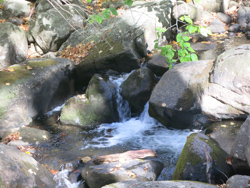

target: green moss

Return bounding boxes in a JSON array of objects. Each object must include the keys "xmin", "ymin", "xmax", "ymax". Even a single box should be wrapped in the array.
[{"xmin": 172, "ymin": 133, "xmax": 202, "ymax": 180}]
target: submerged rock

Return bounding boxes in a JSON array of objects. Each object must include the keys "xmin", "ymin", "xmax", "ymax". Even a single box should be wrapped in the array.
[
  {"xmin": 0, "ymin": 58, "xmax": 75, "ymax": 137},
  {"xmin": 60, "ymin": 74, "xmax": 118, "ymax": 127},
  {"xmin": 0, "ymin": 143, "xmax": 56, "ymax": 188},
  {"xmin": 172, "ymin": 133, "xmax": 233, "ymax": 184}
]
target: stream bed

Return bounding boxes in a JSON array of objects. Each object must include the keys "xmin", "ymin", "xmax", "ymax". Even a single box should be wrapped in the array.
[{"xmin": 30, "ymin": 73, "xmax": 196, "ymax": 187}]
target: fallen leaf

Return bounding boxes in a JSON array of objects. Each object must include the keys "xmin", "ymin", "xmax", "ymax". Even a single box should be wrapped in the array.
[
  {"xmin": 5, "ymin": 83, "xmax": 10, "ymax": 85},
  {"xmin": 50, "ymin": 169, "xmax": 59, "ymax": 175},
  {"xmin": 25, "ymin": 151, "xmax": 31, "ymax": 155},
  {"xmin": 143, "ymin": 167, "xmax": 148, "ymax": 172},
  {"xmin": 226, "ymin": 156, "xmax": 232, "ymax": 165},
  {"xmin": 127, "ymin": 170, "xmax": 136, "ymax": 178},
  {"xmin": 26, "ymin": 66, "xmax": 32, "ymax": 70}
]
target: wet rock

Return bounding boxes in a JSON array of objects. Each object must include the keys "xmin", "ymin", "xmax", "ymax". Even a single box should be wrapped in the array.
[
  {"xmin": 3, "ymin": 0, "xmax": 31, "ymax": 19},
  {"xmin": 1, "ymin": 127, "xmax": 52, "ymax": 146},
  {"xmin": 209, "ymin": 19, "xmax": 226, "ymax": 33},
  {"xmin": 121, "ymin": 67, "xmax": 157, "ymax": 114},
  {"xmin": 216, "ymin": 12, "xmax": 231, "ymax": 24},
  {"xmin": 147, "ymin": 52, "xmax": 169, "ymax": 76},
  {"xmin": 149, "ymin": 60, "xmax": 214, "ymax": 129},
  {"xmin": 103, "ymin": 180, "xmax": 218, "ymax": 188},
  {"xmin": 226, "ymin": 175, "xmax": 250, "ymax": 188},
  {"xmin": 0, "ymin": 143, "xmax": 56, "ymax": 188},
  {"xmin": 29, "ymin": 5, "xmax": 87, "ymax": 52},
  {"xmin": 60, "ymin": 74, "xmax": 118, "ymax": 127},
  {"xmin": 0, "ymin": 58, "xmax": 75, "ymax": 137},
  {"xmin": 81, "ymin": 150, "xmax": 164, "ymax": 188},
  {"xmin": 172, "ymin": 133, "xmax": 234, "ymax": 184},
  {"xmin": 0, "ymin": 22, "xmax": 28, "ymax": 70},
  {"xmin": 205, "ymin": 120, "xmax": 243, "ymax": 154},
  {"xmin": 230, "ymin": 116, "xmax": 250, "ymax": 174},
  {"xmin": 59, "ymin": 0, "xmax": 172, "ymax": 86},
  {"xmin": 228, "ymin": 24, "xmax": 240, "ymax": 32}
]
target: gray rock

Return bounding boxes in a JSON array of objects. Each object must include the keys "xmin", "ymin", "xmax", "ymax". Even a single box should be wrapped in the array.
[
  {"xmin": 0, "ymin": 22, "xmax": 28, "ymax": 70},
  {"xmin": 0, "ymin": 143, "xmax": 56, "ymax": 188},
  {"xmin": 216, "ymin": 12, "xmax": 231, "ymax": 24},
  {"xmin": 149, "ymin": 60, "xmax": 214, "ymax": 129},
  {"xmin": 209, "ymin": 19, "xmax": 226, "ymax": 33},
  {"xmin": 205, "ymin": 120, "xmax": 243, "ymax": 154},
  {"xmin": 230, "ymin": 116, "xmax": 250, "ymax": 174},
  {"xmin": 226, "ymin": 175, "xmax": 250, "ymax": 188},
  {"xmin": 192, "ymin": 0, "xmax": 222, "ymax": 12},
  {"xmin": 60, "ymin": 74, "xmax": 118, "ymax": 127},
  {"xmin": 102, "ymin": 180, "xmax": 218, "ymax": 188},
  {"xmin": 0, "ymin": 58, "xmax": 75, "ymax": 137},
  {"xmin": 173, "ymin": 2, "xmax": 199, "ymax": 20},
  {"xmin": 121, "ymin": 67, "xmax": 157, "ymax": 114},
  {"xmin": 82, "ymin": 157, "xmax": 164, "ymax": 188},
  {"xmin": 3, "ymin": 0, "xmax": 31, "ymax": 18},
  {"xmin": 147, "ymin": 53, "xmax": 169, "ymax": 76},
  {"xmin": 228, "ymin": 24, "xmax": 240, "ymax": 32},
  {"xmin": 228, "ymin": 1, "xmax": 239, "ymax": 9},
  {"xmin": 59, "ymin": 0, "xmax": 172, "ymax": 86},
  {"xmin": 29, "ymin": 5, "xmax": 87, "ymax": 52},
  {"xmin": 191, "ymin": 43, "xmax": 216, "ymax": 52},
  {"xmin": 172, "ymin": 133, "xmax": 233, "ymax": 184}
]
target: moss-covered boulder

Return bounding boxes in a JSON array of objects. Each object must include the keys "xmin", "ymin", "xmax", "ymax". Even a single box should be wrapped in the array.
[
  {"xmin": 60, "ymin": 74, "xmax": 118, "ymax": 127},
  {"xmin": 121, "ymin": 67, "xmax": 157, "ymax": 114},
  {"xmin": 0, "ymin": 143, "xmax": 56, "ymax": 188},
  {"xmin": 172, "ymin": 133, "xmax": 233, "ymax": 184},
  {"xmin": 0, "ymin": 58, "xmax": 75, "ymax": 137},
  {"xmin": 0, "ymin": 22, "xmax": 28, "ymax": 69}
]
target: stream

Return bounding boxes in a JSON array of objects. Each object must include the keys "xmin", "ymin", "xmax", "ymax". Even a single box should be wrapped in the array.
[{"xmin": 31, "ymin": 73, "xmax": 195, "ymax": 188}]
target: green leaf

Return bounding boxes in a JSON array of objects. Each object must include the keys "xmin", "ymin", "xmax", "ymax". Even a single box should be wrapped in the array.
[
  {"xmin": 187, "ymin": 47, "xmax": 195, "ymax": 52},
  {"xmin": 160, "ymin": 28, "xmax": 167, "ymax": 33},
  {"xmin": 182, "ymin": 36, "xmax": 190, "ymax": 41},
  {"xmin": 124, "ymin": 0, "xmax": 133, "ymax": 6},
  {"xmin": 87, "ymin": 0, "xmax": 92, "ymax": 2},
  {"xmin": 176, "ymin": 34, "xmax": 182, "ymax": 43},
  {"xmin": 195, "ymin": 0, "xmax": 200, "ymax": 3},
  {"xmin": 179, "ymin": 40, "xmax": 184, "ymax": 48},
  {"xmin": 154, "ymin": 43, "xmax": 159, "ymax": 49},
  {"xmin": 184, "ymin": 43, "xmax": 190, "ymax": 48},
  {"xmin": 160, "ymin": 46, "xmax": 168, "ymax": 56},
  {"xmin": 178, "ymin": 49, "xmax": 185, "ymax": 56},
  {"xmin": 179, "ymin": 16, "xmax": 185, "ymax": 21},
  {"xmin": 95, "ymin": 15, "xmax": 103, "ymax": 24},
  {"xmin": 167, "ymin": 50, "xmax": 175, "ymax": 59},
  {"xmin": 184, "ymin": 17, "xmax": 193, "ymax": 24},
  {"xmin": 156, "ymin": 27, "xmax": 161, "ymax": 32},
  {"xmin": 191, "ymin": 53, "xmax": 198, "ymax": 61},
  {"xmin": 109, "ymin": 7, "xmax": 118, "ymax": 16},
  {"xmin": 169, "ymin": 63, "xmax": 173, "ymax": 69},
  {"xmin": 199, "ymin": 27, "xmax": 212, "ymax": 37}
]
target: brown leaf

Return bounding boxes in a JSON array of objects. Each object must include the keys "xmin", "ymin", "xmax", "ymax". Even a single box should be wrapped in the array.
[{"xmin": 226, "ymin": 156, "xmax": 232, "ymax": 165}]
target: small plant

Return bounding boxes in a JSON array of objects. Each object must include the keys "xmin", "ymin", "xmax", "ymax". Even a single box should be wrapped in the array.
[{"xmin": 154, "ymin": 15, "xmax": 212, "ymax": 69}]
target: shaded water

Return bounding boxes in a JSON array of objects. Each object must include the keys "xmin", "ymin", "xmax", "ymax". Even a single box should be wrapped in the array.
[{"xmin": 32, "ymin": 73, "xmax": 194, "ymax": 187}]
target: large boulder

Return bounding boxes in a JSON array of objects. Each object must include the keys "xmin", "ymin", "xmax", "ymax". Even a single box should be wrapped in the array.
[
  {"xmin": 149, "ymin": 45, "xmax": 250, "ymax": 129},
  {"xmin": 0, "ymin": 58, "xmax": 75, "ymax": 137},
  {"xmin": 230, "ymin": 116, "xmax": 250, "ymax": 174},
  {"xmin": 0, "ymin": 143, "xmax": 56, "ymax": 188},
  {"xmin": 149, "ymin": 60, "xmax": 214, "ymax": 129},
  {"xmin": 81, "ymin": 150, "xmax": 164, "ymax": 188},
  {"xmin": 59, "ymin": 0, "xmax": 172, "ymax": 86},
  {"xmin": 28, "ymin": 4, "xmax": 87, "ymax": 53},
  {"xmin": 103, "ymin": 180, "xmax": 218, "ymax": 188},
  {"xmin": 172, "ymin": 133, "xmax": 233, "ymax": 184},
  {"xmin": 3, "ymin": 0, "xmax": 31, "ymax": 19},
  {"xmin": 60, "ymin": 74, "xmax": 118, "ymax": 127},
  {"xmin": 226, "ymin": 175, "xmax": 250, "ymax": 188},
  {"xmin": 121, "ymin": 67, "xmax": 157, "ymax": 114},
  {"xmin": 0, "ymin": 22, "xmax": 28, "ymax": 70}
]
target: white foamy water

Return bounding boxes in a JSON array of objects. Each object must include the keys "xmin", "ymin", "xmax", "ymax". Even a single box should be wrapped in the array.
[{"xmin": 54, "ymin": 169, "xmax": 81, "ymax": 188}]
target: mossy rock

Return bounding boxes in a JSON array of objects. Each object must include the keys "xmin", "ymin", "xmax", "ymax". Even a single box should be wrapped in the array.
[
  {"xmin": 172, "ymin": 133, "xmax": 234, "ymax": 184},
  {"xmin": 60, "ymin": 74, "xmax": 118, "ymax": 127},
  {"xmin": 0, "ymin": 58, "xmax": 75, "ymax": 137}
]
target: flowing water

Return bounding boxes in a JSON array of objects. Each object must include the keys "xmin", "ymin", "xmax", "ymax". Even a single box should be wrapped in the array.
[{"xmin": 36, "ymin": 73, "xmax": 194, "ymax": 187}]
